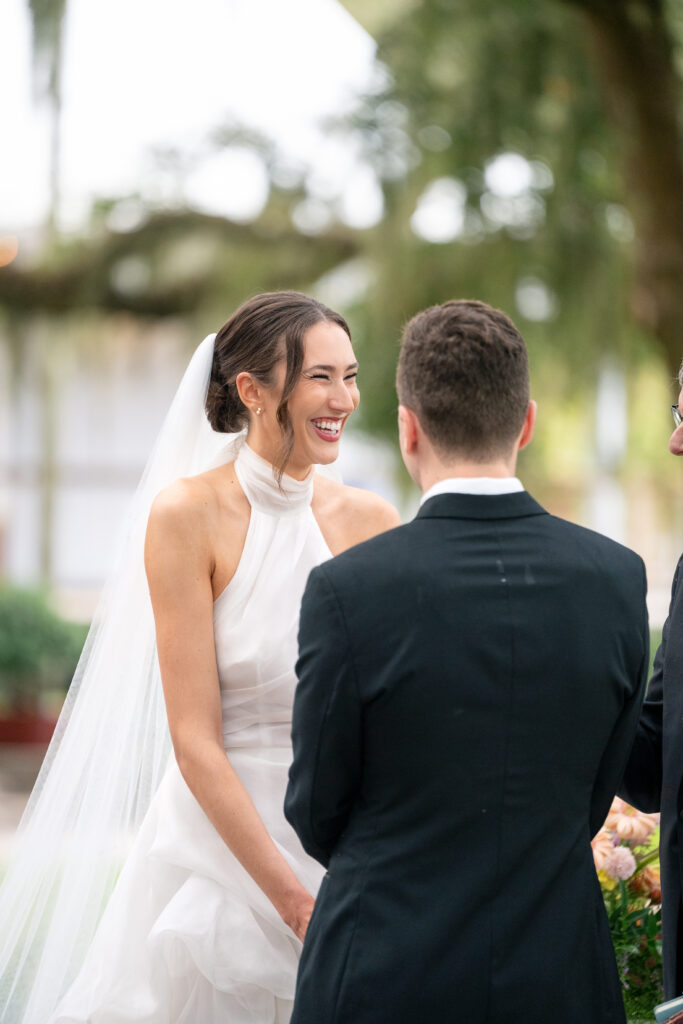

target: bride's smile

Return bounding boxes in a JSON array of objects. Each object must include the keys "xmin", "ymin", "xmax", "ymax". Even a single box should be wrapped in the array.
[{"xmin": 244, "ymin": 319, "xmax": 360, "ymax": 479}]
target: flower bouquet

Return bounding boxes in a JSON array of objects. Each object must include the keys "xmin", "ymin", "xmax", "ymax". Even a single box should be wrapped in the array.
[{"xmin": 592, "ymin": 798, "xmax": 662, "ymax": 1012}]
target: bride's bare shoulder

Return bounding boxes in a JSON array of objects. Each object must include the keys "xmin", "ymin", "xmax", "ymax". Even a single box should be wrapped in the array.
[
  {"xmin": 147, "ymin": 464, "xmax": 243, "ymax": 542},
  {"xmin": 313, "ymin": 474, "xmax": 401, "ymax": 548}
]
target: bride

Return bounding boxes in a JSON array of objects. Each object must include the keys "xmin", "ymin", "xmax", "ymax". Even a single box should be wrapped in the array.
[{"xmin": 0, "ymin": 291, "xmax": 399, "ymax": 1023}]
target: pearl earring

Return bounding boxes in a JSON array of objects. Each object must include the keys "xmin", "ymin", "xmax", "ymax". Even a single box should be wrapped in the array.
[{"xmin": 256, "ymin": 407, "xmax": 262, "ymax": 416}]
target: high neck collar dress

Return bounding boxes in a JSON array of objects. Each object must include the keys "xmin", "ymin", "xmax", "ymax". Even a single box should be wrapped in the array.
[{"xmin": 52, "ymin": 442, "xmax": 331, "ymax": 1024}]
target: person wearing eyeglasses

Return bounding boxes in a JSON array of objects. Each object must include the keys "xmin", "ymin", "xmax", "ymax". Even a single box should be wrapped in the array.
[
  {"xmin": 673, "ymin": 401, "xmax": 683, "ymax": 443},
  {"xmin": 620, "ymin": 367, "xmax": 683, "ymax": 1002}
]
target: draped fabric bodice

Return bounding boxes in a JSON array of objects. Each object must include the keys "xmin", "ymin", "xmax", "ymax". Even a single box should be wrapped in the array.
[{"xmin": 213, "ymin": 442, "xmax": 332, "ymax": 751}]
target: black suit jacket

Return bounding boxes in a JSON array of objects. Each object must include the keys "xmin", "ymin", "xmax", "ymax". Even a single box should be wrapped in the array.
[
  {"xmin": 285, "ymin": 492, "xmax": 649, "ymax": 1024},
  {"xmin": 621, "ymin": 554, "xmax": 683, "ymax": 999}
]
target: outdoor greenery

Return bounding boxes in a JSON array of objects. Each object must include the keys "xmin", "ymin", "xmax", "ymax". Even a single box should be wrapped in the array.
[
  {"xmin": 0, "ymin": 586, "xmax": 87, "ymax": 710},
  {"xmin": 649, "ymin": 630, "xmax": 663, "ymax": 679}
]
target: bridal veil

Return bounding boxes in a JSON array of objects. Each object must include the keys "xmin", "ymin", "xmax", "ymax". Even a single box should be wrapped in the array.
[{"xmin": 0, "ymin": 333, "xmax": 239, "ymax": 1024}]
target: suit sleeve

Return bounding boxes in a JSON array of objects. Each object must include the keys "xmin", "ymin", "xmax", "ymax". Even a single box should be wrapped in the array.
[
  {"xmin": 590, "ymin": 560, "xmax": 651, "ymax": 836},
  {"xmin": 284, "ymin": 564, "xmax": 362, "ymax": 868},
  {"xmin": 618, "ymin": 558, "xmax": 682, "ymax": 813}
]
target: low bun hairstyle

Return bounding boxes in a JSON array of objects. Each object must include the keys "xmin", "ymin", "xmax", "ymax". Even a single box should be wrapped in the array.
[{"xmin": 206, "ymin": 291, "xmax": 351, "ymax": 479}]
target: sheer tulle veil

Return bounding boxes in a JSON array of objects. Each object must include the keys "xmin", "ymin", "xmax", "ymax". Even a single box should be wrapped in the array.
[{"xmin": 0, "ymin": 333, "xmax": 244, "ymax": 1023}]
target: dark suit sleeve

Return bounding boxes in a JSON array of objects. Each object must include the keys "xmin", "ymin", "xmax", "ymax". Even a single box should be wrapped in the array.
[
  {"xmin": 285, "ymin": 564, "xmax": 362, "ymax": 868},
  {"xmin": 619, "ymin": 558, "xmax": 682, "ymax": 813},
  {"xmin": 590, "ymin": 561, "xmax": 650, "ymax": 836}
]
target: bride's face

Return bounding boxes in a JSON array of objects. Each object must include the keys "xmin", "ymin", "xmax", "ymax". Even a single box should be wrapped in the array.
[{"xmin": 283, "ymin": 320, "xmax": 359, "ymax": 471}]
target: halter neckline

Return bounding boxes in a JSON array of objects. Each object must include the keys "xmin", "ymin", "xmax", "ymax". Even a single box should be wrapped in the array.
[{"xmin": 234, "ymin": 442, "xmax": 314, "ymax": 516}]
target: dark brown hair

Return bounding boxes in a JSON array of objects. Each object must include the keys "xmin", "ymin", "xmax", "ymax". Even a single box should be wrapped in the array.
[
  {"xmin": 206, "ymin": 291, "xmax": 351, "ymax": 478},
  {"xmin": 396, "ymin": 299, "xmax": 530, "ymax": 461}
]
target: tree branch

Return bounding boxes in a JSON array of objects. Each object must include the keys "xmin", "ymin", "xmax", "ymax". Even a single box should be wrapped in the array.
[{"xmin": 0, "ymin": 211, "xmax": 358, "ymax": 317}]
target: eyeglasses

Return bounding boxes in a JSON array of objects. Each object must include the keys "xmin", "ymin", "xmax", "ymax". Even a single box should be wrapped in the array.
[{"xmin": 673, "ymin": 405, "xmax": 683, "ymax": 428}]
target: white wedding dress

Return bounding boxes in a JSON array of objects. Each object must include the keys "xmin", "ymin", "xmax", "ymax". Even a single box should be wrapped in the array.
[{"xmin": 50, "ymin": 442, "xmax": 329, "ymax": 1024}]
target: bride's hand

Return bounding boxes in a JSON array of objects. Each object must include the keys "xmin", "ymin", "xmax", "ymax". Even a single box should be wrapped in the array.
[{"xmin": 278, "ymin": 885, "xmax": 315, "ymax": 942}]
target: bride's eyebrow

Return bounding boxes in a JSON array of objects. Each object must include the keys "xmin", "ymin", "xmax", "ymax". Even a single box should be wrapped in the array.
[{"xmin": 303, "ymin": 362, "xmax": 359, "ymax": 372}]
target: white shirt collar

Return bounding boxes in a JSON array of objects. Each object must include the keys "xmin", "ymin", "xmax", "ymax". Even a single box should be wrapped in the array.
[{"xmin": 419, "ymin": 476, "xmax": 524, "ymax": 506}]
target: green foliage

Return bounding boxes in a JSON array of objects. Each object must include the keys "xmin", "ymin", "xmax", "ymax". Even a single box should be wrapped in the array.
[
  {"xmin": 0, "ymin": 586, "xmax": 87, "ymax": 708},
  {"xmin": 603, "ymin": 881, "xmax": 664, "ymax": 1015},
  {"xmin": 649, "ymin": 629, "xmax": 663, "ymax": 680},
  {"xmin": 332, "ymin": 0, "xmax": 667, "ymax": 461}
]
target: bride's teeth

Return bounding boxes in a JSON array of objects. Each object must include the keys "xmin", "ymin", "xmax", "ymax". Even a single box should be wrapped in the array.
[{"xmin": 314, "ymin": 419, "xmax": 342, "ymax": 434}]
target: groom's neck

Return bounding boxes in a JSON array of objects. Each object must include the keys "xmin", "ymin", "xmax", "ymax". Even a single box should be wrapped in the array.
[{"xmin": 415, "ymin": 452, "xmax": 518, "ymax": 495}]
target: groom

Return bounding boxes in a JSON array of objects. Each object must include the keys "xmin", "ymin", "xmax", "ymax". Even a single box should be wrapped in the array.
[{"xmin": 285, "ymin": 300, "xmax": 649, "ymax": 1023}]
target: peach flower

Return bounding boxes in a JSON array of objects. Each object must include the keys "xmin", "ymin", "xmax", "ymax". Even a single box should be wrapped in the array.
[
  {"xmin": 629, "ymin": 866, "xmax": 662, "ymax": 904},
  {"xmin": 604, "ymin": 798, "xmax": 659, "ymax": 844},
  {"xmin": 591, "ymin": 829, "xmax": 614, "ymax": 872}
]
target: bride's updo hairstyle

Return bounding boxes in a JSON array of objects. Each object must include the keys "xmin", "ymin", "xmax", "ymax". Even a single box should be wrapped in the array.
[{"xmin": 206, "ymin": 290, "xmax": 351, "ymax": 478}]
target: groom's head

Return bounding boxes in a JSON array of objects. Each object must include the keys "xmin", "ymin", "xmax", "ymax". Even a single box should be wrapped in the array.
[{"xmin": 396, "ymin": 300, "xmax": 535, "ymax": 484}]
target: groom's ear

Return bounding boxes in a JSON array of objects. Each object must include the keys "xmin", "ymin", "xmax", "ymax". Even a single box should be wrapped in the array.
[
  {"xmin": 517, "ymin": 400, "xmax": 537, "ymax": 452},
  {"xmin": 398, "ymin": 405, "xmax": 420, "ymax": 456}
]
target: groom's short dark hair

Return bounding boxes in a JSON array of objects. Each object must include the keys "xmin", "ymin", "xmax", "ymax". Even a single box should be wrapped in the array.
[{"xmin": 396, "ymin": 299, "xmax": 530, "ymax": 461}]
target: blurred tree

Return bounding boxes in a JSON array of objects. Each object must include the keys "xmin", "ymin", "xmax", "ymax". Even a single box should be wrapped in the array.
[
  {"xmin": 336, "ymin": 1, "xmax": 633, "ymax": 445},
  {"xmin": 0, "ymin": 208, "xmax": 357, "ymax": 318},
  {"xmin": 27, "ymin": 0, "xmax": 68, "ymax": 239},
  {"xmin": 21, "ymin": 0, "xmax": 68, "ymax": 581},
  {"xmin": 334, "ymin": 0, "xmax": 683, "ymax": 502},
  {"xmin": 560, "ymin": 0, "xmax": 683, "ymax": 375},
  {"xmin": 6, "ymin": 0, "xmax": 683, "ymax": 511}
]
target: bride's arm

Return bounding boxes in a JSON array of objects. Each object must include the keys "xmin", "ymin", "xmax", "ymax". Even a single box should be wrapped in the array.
[{"xmin": 144, "ymin": 480, "xmax": 314, "ymax": 942}]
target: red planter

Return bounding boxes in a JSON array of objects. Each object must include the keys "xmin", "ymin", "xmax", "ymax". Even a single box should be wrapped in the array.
[{"xmin": 0, "ymin": 711, "xmax": 57, "ymax": 744}]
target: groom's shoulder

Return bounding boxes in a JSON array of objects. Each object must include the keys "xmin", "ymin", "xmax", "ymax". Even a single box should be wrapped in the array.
[
  {"xmin": 544, "ymin": 511, "xmax": 645, "ymax": 576},
  {"xmin": 316, "ymin": 517, "xmax": 414, "ymax": 590}
]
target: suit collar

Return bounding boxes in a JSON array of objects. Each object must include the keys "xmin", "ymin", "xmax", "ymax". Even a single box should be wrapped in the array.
[{"xmin": 415, "ymin": 490, "xmax": 548, "ymax": 522}]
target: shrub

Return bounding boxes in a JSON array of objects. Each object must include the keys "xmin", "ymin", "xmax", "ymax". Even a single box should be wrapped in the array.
[{"xmin": 0, "ymin": 586, "xmax": 88, "ymax": 710}]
